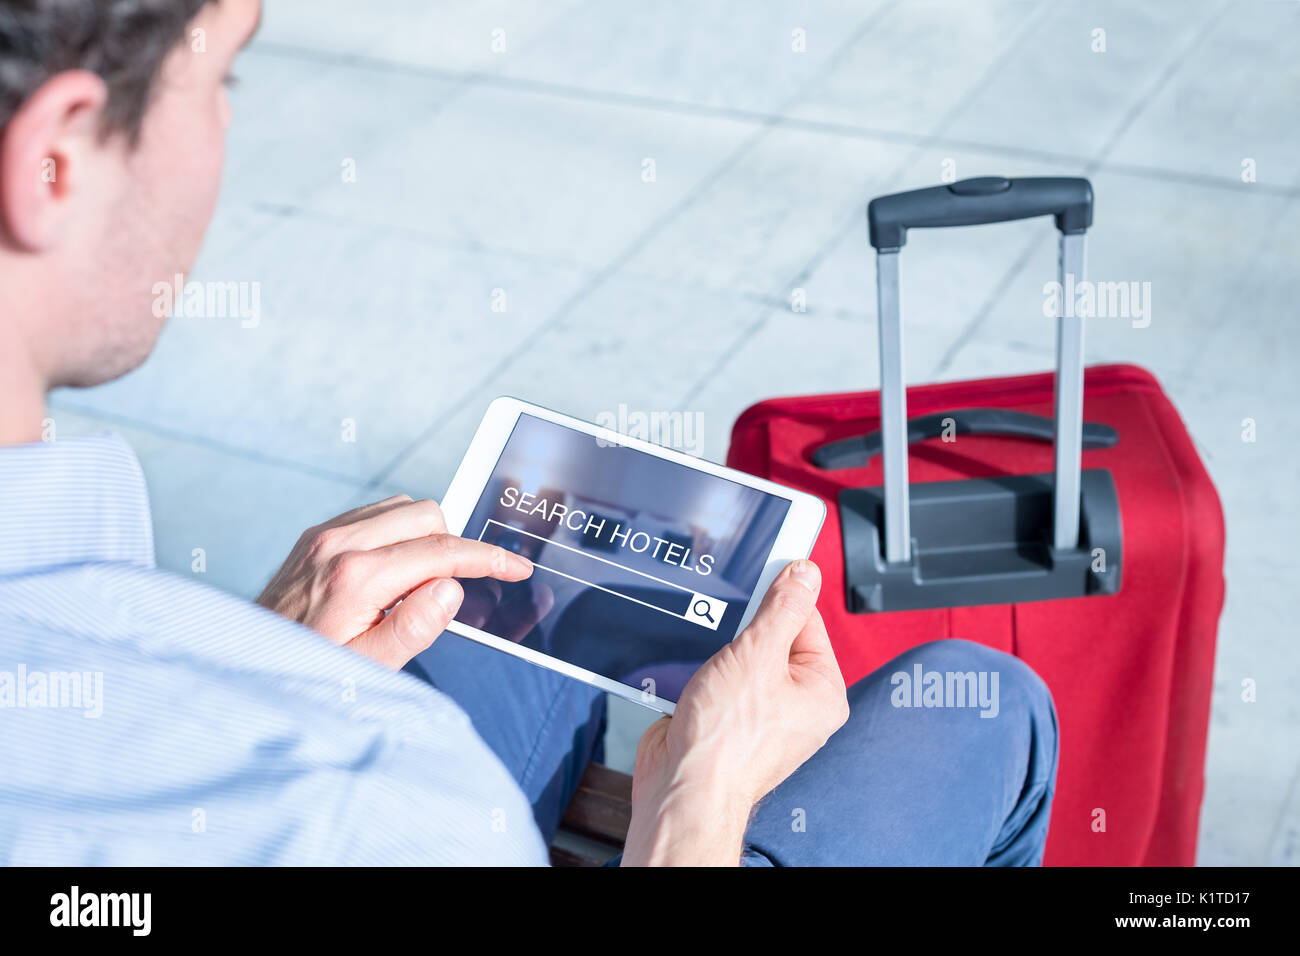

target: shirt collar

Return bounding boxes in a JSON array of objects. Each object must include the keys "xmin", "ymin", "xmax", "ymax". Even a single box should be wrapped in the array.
[{"xmin": 0, "ymin": 432, "xmax": 155, "ymax": 576}]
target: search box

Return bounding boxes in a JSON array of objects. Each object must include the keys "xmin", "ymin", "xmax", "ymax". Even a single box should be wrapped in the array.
[{"xmin": 479, "ymin": 520, "xmax": 729, "ymax": 629}]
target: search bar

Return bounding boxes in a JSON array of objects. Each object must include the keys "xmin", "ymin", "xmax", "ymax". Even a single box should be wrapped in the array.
[{"xmin": 479, "ymin": 519, "xmax": 728, "ymax": 630}]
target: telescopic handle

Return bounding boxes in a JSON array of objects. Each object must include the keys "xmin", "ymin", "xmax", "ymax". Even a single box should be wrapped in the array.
[{"xmin": 868, "ymin": 176, "xmax": 1093, "ymax": 251}]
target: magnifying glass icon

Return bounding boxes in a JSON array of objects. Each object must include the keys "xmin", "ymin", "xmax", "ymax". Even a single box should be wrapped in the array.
[{"xmin": 692, "ymin": 599, "xmax": 716, "ymax": 623}]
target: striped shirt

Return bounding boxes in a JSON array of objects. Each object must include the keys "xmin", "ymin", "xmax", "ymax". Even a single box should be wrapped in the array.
[{"xmin": 0, "ymin": 433, "xmax": 547, "ymax": 865}]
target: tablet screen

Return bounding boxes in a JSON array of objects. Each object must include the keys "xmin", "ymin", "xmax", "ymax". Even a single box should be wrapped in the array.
[{"xmin": 453, "ymin": 413, "xmax": 791, "ymax": 704}]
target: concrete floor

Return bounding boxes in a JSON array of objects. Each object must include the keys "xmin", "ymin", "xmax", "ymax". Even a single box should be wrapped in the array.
[{"xmin": 53, "ymin": 0, "xmax": 1299, "ymax": 865}]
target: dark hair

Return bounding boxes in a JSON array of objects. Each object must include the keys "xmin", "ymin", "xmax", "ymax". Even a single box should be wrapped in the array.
[{"xmin": 0, "ymin": 0, "xmax": 214, "ymax": 139}]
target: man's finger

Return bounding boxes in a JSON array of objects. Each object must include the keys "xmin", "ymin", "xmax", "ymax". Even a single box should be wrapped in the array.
[
  {"xmin": 735, "ymin": 560, "xmax": 821, "ymax": 660},
  {"xmin": 344, "ymin": 534, "xmax": 533, "ymax": 609},
  {"xmin": 298, "ymin": 495, "xmax": 419, "ymax": 561},
  {"xmin": 329, "ymin": 497, "xmax": 447, "ymax": 552},
  {"xmin": 317, "ymin": 494, "xmax": 413, "ymax": 531},
  {"xmin": 349, "ymin": 578, "xmax": 463, "ymax": 670}
]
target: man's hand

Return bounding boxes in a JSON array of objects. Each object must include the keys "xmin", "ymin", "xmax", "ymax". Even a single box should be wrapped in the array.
[
  {"xmin": 257, "ymin": 495, "xmax": 534, "ymax": 670},
  {"xmin": 622, "ymin": 559, "xmax": 849, "ymax": 866}
]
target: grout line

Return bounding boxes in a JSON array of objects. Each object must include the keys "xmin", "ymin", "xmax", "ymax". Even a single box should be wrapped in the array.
[{"xmin": 1167, "ymin": 190, "xmax": 1299, "ymax": 386}]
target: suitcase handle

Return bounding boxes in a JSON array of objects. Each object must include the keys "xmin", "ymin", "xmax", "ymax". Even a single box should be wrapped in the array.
[
  {"xmin": 810, "ymin": 409, "xmax": 1118, "ymax": 471},
  {"xmin": 868, "ymin": 176, "xmax": 1093, "ymax": 251},
  {"xmin": 869, "ymin": 176, "xmax": 1092, "ymax": 564}
]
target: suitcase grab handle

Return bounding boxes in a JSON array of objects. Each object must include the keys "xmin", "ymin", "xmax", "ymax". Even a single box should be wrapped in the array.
[
  {"xmin": 811, "ymin": 409, "xmax": 1118, "ymax": 471},
  {"xmin": 868, "ymin": 176, "xmax": 1093, "ymax": 251}
]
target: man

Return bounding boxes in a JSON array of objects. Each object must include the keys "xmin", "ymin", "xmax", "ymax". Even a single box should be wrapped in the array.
[{"xmin": 0, "ymin": 0, "xmax": 1059, "ymax": 865}]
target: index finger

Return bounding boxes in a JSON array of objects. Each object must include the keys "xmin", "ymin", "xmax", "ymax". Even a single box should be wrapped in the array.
[{"xmin": 349, "ymin": 534, "xmax": 533, "ymax": 606}]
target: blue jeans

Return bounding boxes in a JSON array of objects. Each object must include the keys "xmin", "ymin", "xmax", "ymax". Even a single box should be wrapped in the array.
[{"xmin": 407, "ymin": 637, "xmax": 1059, "ymax": 865}]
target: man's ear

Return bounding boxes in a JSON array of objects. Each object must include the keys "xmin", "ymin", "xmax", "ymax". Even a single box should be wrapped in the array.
[{"xmin": 0, "ymin": 70, "xmax": 110, "ymax": 252}]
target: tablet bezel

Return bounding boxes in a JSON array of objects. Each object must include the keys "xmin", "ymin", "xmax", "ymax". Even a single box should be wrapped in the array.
[{"xmin": 438, "ymin": 396, "xmax": 826, "ymax": 715}]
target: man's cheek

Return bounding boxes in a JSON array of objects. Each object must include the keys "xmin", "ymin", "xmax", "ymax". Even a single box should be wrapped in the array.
[
  {"xmin": 194, "ymin": 111, "xmax": 227, "ymax": 209},
  {"xmin": 218, "ymin": 86, "xmax": 233, "ymax": 130},
  {"xmin": 171, "ymin": 117, "xmax": 226, "ymax": 260}
]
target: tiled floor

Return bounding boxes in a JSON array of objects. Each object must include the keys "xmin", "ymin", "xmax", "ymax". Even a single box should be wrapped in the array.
[{"xmin": 53, "ymin": 0, "xmax": 1299, "ymax": 865}]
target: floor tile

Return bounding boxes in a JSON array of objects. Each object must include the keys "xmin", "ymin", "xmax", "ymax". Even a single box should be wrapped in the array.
[
  {"xmin": 297, "ymin": 82, "xmax": 758, "ymax": 270},
  {"xmin": 620, "ymin": 125, "xmax": 899, "ymax": 299},
  {"xmin": 1268, "ymin": 763, "xmax": 1300, "ymax": 866},
  {"xmin": 944, "ymin": 0, "xmax": 1226, "ymax": 159},
  {"xmin": 387, "ymin": 275, "xmax": 774, "ymax": 491},
  {"xmin": 790, "ymin": 0, "xmax": 1048, "ymax": 136},
  {"xmin": 258, "ymin": 0, "xmax": 585, "ymax": 73},
  {"xmin": 1198, "ymin": 565, "xmax": 1300, "ymax": 864},
  {"xmin": 222, "ymin": 45, "xmax": 459, "ymax": 209},
  {"xmin": 501, "ymin": 0, "xmax": 888, "ymax": 115},
  {"xmin": 1177, "ymin": 194, "xmax": 1300, "ymax": 400},
  {"xmin": 1106, "ymin": 1, "xmax": 1300, "ymax": 188},
  {"xmin": 967, "ymin": 169, "xmax": 1284, "ymax": 383},
  {"xmin": 685, "ymin": 307, "xmax": 962, "ymax": 463}
]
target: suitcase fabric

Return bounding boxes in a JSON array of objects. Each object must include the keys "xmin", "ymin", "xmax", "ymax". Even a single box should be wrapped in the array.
[{"xmin": 725, "ymin": 179, "xmax": 1225, "ymax": 866}]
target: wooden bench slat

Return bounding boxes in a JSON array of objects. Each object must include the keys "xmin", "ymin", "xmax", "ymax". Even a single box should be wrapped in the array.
[
  {"xmin": 557, "ymin": 763, "xmax": 632, "ymax": 846},
  {"xmin": 549, "ymin": 845, "xmax": 605, "ymax": 867}
]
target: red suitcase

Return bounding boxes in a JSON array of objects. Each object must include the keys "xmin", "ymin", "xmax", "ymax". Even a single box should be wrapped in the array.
[{"xmin": 726, "ymin": 178, "xmax": 1225, "ymax": 866}]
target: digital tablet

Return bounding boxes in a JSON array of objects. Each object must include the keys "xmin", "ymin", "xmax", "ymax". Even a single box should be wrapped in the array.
[{"xmin": 439, "ymin": 398, "xmax": 826, "ymax": 714}]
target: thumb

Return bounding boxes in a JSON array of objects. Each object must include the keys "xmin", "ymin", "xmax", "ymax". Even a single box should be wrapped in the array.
[
  {"xmin": 788, "ymin": 606, "xmax": 845, "ymax": 689},
  {"xmin": 349, "ymin": 577, "xmax": 463, "ymax": 670},
  {"xmin": 736, "ymin": 560, "xmax": 822, "ymax": 661}
]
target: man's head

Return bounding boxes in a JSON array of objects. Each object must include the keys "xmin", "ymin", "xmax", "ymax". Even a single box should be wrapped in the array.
[{"xmin": 0, "ymin": 0, "xmax": 260, "ymax": 409}]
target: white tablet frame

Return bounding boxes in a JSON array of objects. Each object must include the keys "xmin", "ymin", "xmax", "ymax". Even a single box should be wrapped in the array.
[{"xmin": 438, "ymin": 396, "xmax": 826, "ymax": 715}]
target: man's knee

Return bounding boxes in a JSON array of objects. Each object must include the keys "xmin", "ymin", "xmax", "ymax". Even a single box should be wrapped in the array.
[{"xmin": 861, "ymin": 638, "xmax": 1056, "ymax": 731}]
